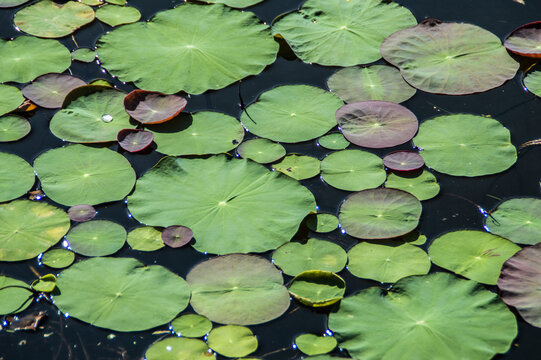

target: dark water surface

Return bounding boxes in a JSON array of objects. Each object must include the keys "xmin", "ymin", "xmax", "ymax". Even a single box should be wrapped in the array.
[{"xmin": 1, "ymin": 0, "xmax": 541, "ymax": 359}]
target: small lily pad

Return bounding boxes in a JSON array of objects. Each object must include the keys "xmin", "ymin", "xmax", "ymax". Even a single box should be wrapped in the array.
[
  {"xmin": 524, "ymin": 70, "xmax": 541, "ymax": 97},
  {"xmin": 504, "ymin": 21, "xmax": 541, "ymax": 58},
  {"xmin": 65, "ymin": 220, "xmax": 126, "ymax": 257},
  {"xmin": 295, "ymin": 334, "xmax": 337, "ymax": 356},
  {"xmin": 0, "ymin": 276, "xmax": 33, "ymax": 315},
  {"xmin": 31, "ymin": 274, "xmax": 56, "ymax": 293},
  {"xmin": 382, "ymin": 151, "xmax": 424, "ymax": 171},
  {"xmin": 306, "ymin": 213, "xmax": 339, "ymax": 233},
  {"xmin": 96, "ymin": 5, "xmax": 141, "ymax": 27},
  {"xmin": 384, "ymin": 170, "xmax": 440, "ymax": 201},
  {"xmin": 0, "ymin": 152, "xmax": 35, "ymax": 202},
  {"xmin": 145, "ymin": 337, "xmax": 215, "ymax": 360},
  {"xmin": 71, "ymin": 48, "xmax": 96, "ymax": 63},
  {"xmin": 41, "ymin": 249, "xmax": 75, "ymax": 269},
  {"xmin": 485, "ymin": 198, "xmax": 541, "ymax": 245},
  {"xmin": 124, "ymin": 90, "xmax": 187, "ymax": 125},
  {"xmin": 207, "ymin": 325, "xmax": 258, "ymax": 358},
  {"xmin": 117, "ymin": 129, "xmax": 154, "ymax": 153},
  {"xmin": 236, "ymin": 138, "xmax": 285, "ymax": 164},
  {"xmin": 0, "ymin": 0, "xmax": 30, "ymax": 7},
  {"xmin": 317, "ymin": 133, "xmax": 349, "ymax": 150},
  {"xmin": 21, "ymin": 73, "xmax": 86, "ymax": 109},
  {"xmin": 0, "ymin": 115, "xmax": 30, "ymax": 142},
  {"xmin": 171, "ymin": 314, "xmax": 212, "ymax": 338},
  {"xmin": 205, "ymin": 0, "xmax": 263, "ymax": 8},
  {"xmin": 127, "ymin": 226, "xmax": 164, "ymax": 252},
  {"xmin": 162, "ymin": 225, "xmax": 193, "ymax": 248},
  {"xmin": 288, "ymin": 270, "xmax": 345, "ymax": 307},
  {"xmin": 67, "ymin": 204, "xmax": 96, "ymax": 222},
  {"xmin": 0, "ymin": 84, "xmax": 24, "ymax": 116},
  {"xmin": 272, "ymin": 154, "xmax": 320, "ymax": 180}
]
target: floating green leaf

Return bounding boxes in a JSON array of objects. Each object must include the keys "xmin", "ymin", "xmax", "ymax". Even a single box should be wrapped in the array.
[
  {"xmin": 171, "ymin": 314, "xmax": 212, "ymax": 338},
  {"xmin": 504, "ymin": 22, "xmax": 541, "ymax": 58},
  {"xmin": 317, "ymin": 133, "xmax": 349, "ymax": 150},
  {"xmin": 288, "ymin": 270, "xmax": 345, "ymax": 307},
  {"xmin": 295, "ymin": 334, "xmax": 336, "ymax": 356},
  {"xmin": 306, "ymin": 213, "xmax": 339, "ymax": 233},
  {"xmin": 41, "ymin": 249, "xmax": 75, "ymax": 269},
  {"xmin": 0, "ymin": 275, "xmax": 33, "ymax": 315},
  {"xmin": 145, "ymin": 337, "xmax": 215, "ymax": 360},
  {"xmin": 204, "ymin": 0, "xmax": 263, "ymax": 8},
  {"xmin": 208, "ymin": 325, "xmax": 258, "ymax": 358},
  {"xmin": 413, "ymin": 114, "xmax": 516, "ymax": 176},
  {"xmin": 0, "ymin": 84, "xmax": 24, "ymax": 116},
  {"xmin": 65, "ymin": 220, "xmax": 126, "ymax": 257},
  {"xmin": 0, "ymin": 115, "xmax": 30, "ymax": 142},
  {"xmin": 485, "ymin": 198, "xmax": 541, "ymax": 245},
  {"xmin": 127, "ymin": 226, "xmax": 164, "ymax": 252},
  {"xmin": 96, "ymin": 5, "xmax": 140, "ymax": 27},
  {"xmin": 272, "ymin": 154, "xmax": 320, "ymax": 180},
  {"xmin": 71, "ymin": 48, "xmax": 96, "ymax": 63},
  {"xmin": 31, "ymin": 274, "xmax": 56, "ymax": 293},
  {"xmin": 0, "ymin": 152, "xmax": 34, "ymax": 202},
  {"xmin": 21, "ymin": 73, "xmax": 86, "ymax": 109},
  {"xmin": 524, "ymin": 70, "xmax": 541, "ymax": 97},
  {"xmin": 236, "ymin": 138, "xmax": 285, "ymax": 164},
  {"xmin": 0, "ymin": 0, "xmax": 30, "ymax": 7},
  {"xmin": 384, "ymin": 170, "xmax": 440, "ymax": 201},
  {"xmin": 54, "ymin": 257, "xmax": 190, "ymax": 331},
  {"xmin": 186, "ymin": 254, "xmax": 290, "ymax": 325}
]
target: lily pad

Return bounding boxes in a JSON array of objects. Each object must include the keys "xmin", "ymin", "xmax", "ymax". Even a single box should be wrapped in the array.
[
  {"xmin": 272, "ymin": 154, "xmax": 320, "ymax": 180},
  {"xmin": 67, "ymin": 204, "xmax": 96, "ymax": 222},
  {"xmin": 317, "ymin": 133, "xmax": 349, "ymax": 150},
  {"xmin": 295, "ymin": 334, "xmax": 336, "ymax": 356},
  {"xmin": 305, "ymin": 213, "xmax": 339, "ymax": 233},
  {"xmin": 124, "ymin": 90, "xmax": 187, "ymax": 125},
  {"xmin": 0, "ymin": 36, "xmax": 71, "ymax": 83},
  {"xmin": 0, "ymin": 84, "xmax": 24, "ymax": 116},
  {"xmin": 320, "ymin": 150, "xmax": 386, "ymax": 191},
  {"xmin": 145, "ymin": 337, "xmax": 215, "ymax": 360},
  {"xmin": 339, "ymin": 188, "xmax": 422, "ymax": 240},
  {"xmin": 207, "ymin": 325, "xmax": 258, "ymax": 358},
  {"xmin": 97, "ymin": 3, "xmax": 278, "ymax": 94},
  {"xmin": 41, "ymin": 249, "xmax": 75, "ymax": 269},
  {"xmin": 336, "ymin": 101, "xmax": 418, "ymax": 148},
  {"xmin": 71, "ymin": 48, "xmax": 96, "ymax": 63},
  {"xmin": 236, "ymin": 138, "xmax": 285, "ymax": 164},
  {"xmin": 128, "ymin": 155, "xmax": 315, "ymax": 254},
  {"xmin": 524, "ymin": 70, "xmax": 541, "ymax": 97},
  {"xmin": 272, "ymin": 0, "xmax": 416, "ymax": 66},
  {"xmin": 288, "ymin": 270, "xmax": 345, "ymax": 307},
  {"xmin": 0, "ymin": 115, "xmax": 29, "ymax": 142},
  {"xmin": 162, "ymin": 225, "xmax": 193, "ymax": 248},
  {"xmin": 328, "ymin": 272, "xmax": 517, "ymax": 360},
  {"xmin": 382, "ymin": 151, "xmax": 424, "ymax": 171},
  {"xmin": 272, "ymin": 238, "xmax": 347, "ymax": 276},
  {"xmin": 186, "ymin": 254, "xmax": 290, "ymax": 325},
  {"xmin": 54, "ymin": 257, "xmax": 191, "ymax": 331},
  {"xmin": 31, "ymin": 274, "xmax": 56, "ymax": 293},
  {"xmin": 0, "ymin": 0, "xmax": 30, "ymax": 7},
  {"xmin": 384, "ymin": 170, "xmax": 440, "ymax": 201},
  {"xmin": 21, "ymin": 73, "xmax": 86, "ymax": 109},
  {"xmin": 204, "ymin": 0, "xmax": 263, "ymax": 8},
  {"xmin": 413, "ymin": 114, "xmax": 516, "ymax": 177},
  {"xmin": 0, "ymin": 200, "xmax": 70, "ymax": 262},
  {"xmin": 241, "ymin": 85, "xmax": 343, "ymax": 143},
  {"xmin": 485, "ymin": 198, "xmax": 541, "ymax": 245},
  {"xmin": 126, "ymin": 226, "xmax": 164, "ymax": 252},
  {"xmin": 498, "ymin": 243, "xmax": 541, "ymax": 328},
  {"xmin": 0, "ymin": 276, "xmax": 33, "ymax": 315},
  {"xmin": 33, "ymin": 144, "xmax": 136, "ymax": 206},
  {"xmin": 0, "ymin": 152, "xmax": 35, "ymax": 202},
  {"xmin": 380, "ymin": 21, "xmax": 519, "ymax": 95},
  {"xmin": 149, "ymin": 112, "xmax": 244, "ymax": 156},
  {"xmin": 504, "ymin": 21, "xmax": 541, "ymax": 58},
  {"xmin": 14, "ymin": 0, "xmax": 95, "ymax": 38},
  {"xmin": 171, "ymin": 314, "xmax": 212, "ymax": 338},
  {"xmin": 117, "ymin": 129, "xmax": 154, "ymax": 153},
  {"xmin": 327, "ymin": 65, "xmax": 416, "ymax": 104},
  {"xmin": 428, "ymin": 230, "xmax": 520, "ymax": 285},
  {"xmin": 347, "ymin": 241, "xmax": 430, "ymax": 283},
  {"xmin": 65, "ymin": 220, "xmax": 126, "ymax": 257},
  {"xmin": 96, "ymin": 5, "xmax": 141, "ymax": 27}
]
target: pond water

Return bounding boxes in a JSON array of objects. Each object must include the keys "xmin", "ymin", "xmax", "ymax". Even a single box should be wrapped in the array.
[{"xmin": 1, "ymin": 0, "xmax": 541, "ymax": 359}]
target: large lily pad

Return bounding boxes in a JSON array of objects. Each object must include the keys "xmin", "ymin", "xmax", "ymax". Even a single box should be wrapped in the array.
[
  {"xmin": 0, "ymin": 84, "xmax": 24, "ymax": 116},
  {"xmin": 128, "ymin": 155, "xmax": 316, "ymax": 254},
  {"xmin": 145, "ymin": 337, "xmax": 215, "ymax": 360},
  {"xmin": 0, "ymin": 152, "xmax": 35, "ymax": 202},
  {"xmin": 207, "ymin": 325, "xmax": 258, "ymax": 358},
  {"xmin": 339, "ymin": 188, "xmax": 422, "ymax": 239},
  {"xmin": 65, "ymin": 220, "xmax": 126, "ymax": 257},
  {"xmin": 186, "ymin": 254, "xmax": 290, "ymax": 325},
  {"xmin": 384, "ymin": 170, "xmax": 440, "ymax": 201},
  {"xmin": 0, "ymin": 36, "xmax": 71, "ymax": 83},
  {"xmin": 0, "ymin": 200, "xmax": 70, "ymax": 262},
  {"xmin": 380, "ymin": 21, "xmax": 519, "ymax": 95},
  {"xmin": 33, "ymin": 144, "xmax": 136, "ymax": 206},
  {"xmin": 504, "ymin": 21, "xmax": 541, "ymax": 58},
  {"xmin": 14, "ymin": 0, "xmax": 95, "ymax": 38},
  {"xmin": 54, "ymin": 257, "xmax": 191, "ymax": 331},
  {"xmin": 485, "ymin": 198, "xmax": 541, "ymax": 245},
  {"xmin": 272, "ymin": 0, "xmax": 416, "ymax": 66},
  {"xmin": 236, "ymin": 138, "xmax": 285, "ymax": 164},
  {"xmin": 21, "ymin": 73, "xmax": 86, "ymax": 109},
  {"xmin": 241, "ymin": 85, "xmax": 343, "ymax": 143},
  {"xmin": 328, "ymin": 272, "xmax": 517, "ymax": 360},
  {"xmin": 0, "ymin": 276, "xmax": 33, "ymax": 314},
  {"xmin": 97, "ymin": 3, "xmax": 278, "ymax": 94},
  {"xmin": 413, "ymin": 114, "xmax": 516, "ymax": 177}
]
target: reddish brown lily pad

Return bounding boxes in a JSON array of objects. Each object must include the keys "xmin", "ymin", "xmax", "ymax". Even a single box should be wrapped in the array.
[
  {"xmin": 124, "ymin": 90, "xmax": 187, "ymax": 124},
  {"xmin": 336, "ymin": 101, "xmax": 418, "ymax": 148},
  {"xmin": 504, "ymin": 21, "xmax": 541, "ymax": 58},
  {"xmin": 67, "ymin": 204, "xmax": 97, "ymax": 222},
  {"xmin": 162, "ymin": 225, "xmax": 193, "ymax": 248},
  {"xmin": 21, "ymin": 73, "xmax": 86, "ymax": 109},
  {"xmin": 382, "ymin": 151, "xmax": 424, "ymax": 171},
  {"xmin": 117, "ymin": 129, "xmax": 154, "ymax": 153}
]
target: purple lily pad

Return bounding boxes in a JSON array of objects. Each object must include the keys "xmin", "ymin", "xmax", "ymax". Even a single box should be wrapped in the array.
[
  {"xmin": 504, "ymin": 21, "xmax": 541, "ymax": 58},
  {"xmin": 383, "ymin": 151, "xmax": 424, "ymax": 171},
  {"xmin": 67, "ymin": 204, "xmax": 97, "ymax": 222},
  {"xmin": 117, "ymin": 129, "xmax": 154, "ymax": 153},
  {"xmin": 162, "ymin": 225, "xmax": 193, "ymax": 248},
  {"xmin": 21, "ymin": 73, "xmax": 86, "ymax": 109},
  {"xmin": 124, "ymin": 90, "xmax": 187, "ymax": 125},
  {"xmin": 336, "ymin": 101, "xmax": 418, "ymax": 149}
]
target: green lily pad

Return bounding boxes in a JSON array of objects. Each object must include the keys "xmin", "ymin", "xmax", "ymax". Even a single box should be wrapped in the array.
[
  {"xmin": 204, "ymin": 0, "xmax": 263, "ymax": 8},
  {"xmin": 236, "ymin": 138, "xmax": 285, "ymax": 164},
  {"xmin": 128, "ymin": 155, "xmax": 315, "ymax": 254},
  {"xmin": 0, "ymin": 200, "xmax": 70, "ymax": 262},
  {"xmin": 207, "ymin": 325, "xmax": 258, "ymax": 358},
  {"xmin": 41, "ymin": 249, "xmax": 75, "ymax": 269},
  {"xmin": 384, "ymin": 170, "xmax": 440, "ymax": 201},
  {"xmin": 71, "ymin": 48, "xmax": 96, "ymax": 63},
  {"xmin": 347, "ymin": 241, "xmax": 430, "ymax": 283},
  {"xmin": 0, "ymin": 0, "xmax": 30, "ymax": 7},
  {"xmin": 149, "ymin": 112, "xmax": 244, "ymax": 156},
  {"xmin": 106, "ymin": 0, "xmax": 124, "ymax": 4},
  {"xmin": 524, "ymin": 70, "xmax": 541, "ymax": 97},
  {"xmin": 65, "ymin": 220, "xmax": 126, "ymax": 257},
  {"xmin": 145, "ymin": 337, "xmax": 215, "ymax": 360},
  {"xmin": 0, "ymin": 115, "xmax": 29, "ymax": 142},
  {"xmin": 327, "ymin": 65, "xmax": 416, "ymax": 104},
  {"xmin": 305, "ymin": 213, "xmax": 339, "ymax": 233},
  {"xmin": 272, "ymin": 154, "xmax": 320, "ymax": 180},
  {"xmin": 288, "ymin": 270, "xmax": 345, "ymax": 307},
  {"xmin": 339, "ymin": 188, "xmax": 422, "ymax": 240},
  {"xmin": 0, "ymin": 152, "xmax": 35, "ymax": 202},
  {"xmin": 96, "ymin": 5, "xmax": 141, "ymax": 27},
  {"xmin": 241, "ymin": 85, "xmax": 343, "ymax": 143},
  {"xmin": 50, "ymin": 88, "xmax": 134, "ymax": 143},
  {"xmin": 31, "ymin": 274, "xmax": 56, "ymax": 293},
  {"xmin": 97, "ymin": 3, "xmax": 277, "ymax": 94},
  {"xmin": 504, "ymin": 22, "xmax": 541, "ymax": 58},
  {"xmin": 272, "ymin": 238, "xmax": 347, "ymax": 276},
  {"xmin": 295, "ymin": 334, "xmax": 336, "ymax": 356},
  {"xmin": 320, "ymin": 150, "xmax": 386, "ymax": 191},
  {"xmin": 328, "ymin": 272, "xmax": 517, "ymax": 360},
  {"xmin": 127, "ymin": 226, "xmax": 164, "ymax": 252},
  {"xmin": 428, "ymin": 230, "xmax": 521, "ymax": 285},
  {"xmin": 54, "ymin": 257, "xmax": 191, "ymax": 331},
  {"xmin": 21, "ymin": 73, "xmax": 86, "ymax": 109},
  {"xmin": 485, "ymin": 198, "xmax": 541, "ymax": 245},
  {"xmin": 171, "ymin": 314, "xmax": 212, "ymax": 338},
  {"xmin": 401, "ymin": 231, "xmax": 427, "ymax": 246},
  {"xmin": 413, "ymin": 114, "xmax": 516, "ymax": 177},
  {"xmin": 380, "ymin": 21, "xmax": 519, "ymax": 95},
  {"xmin": 186, "ymin": 254, "xmax": 290, "ymax": 325},
  {"xmin": 14, "ymin": 0, "xmax": 95, "ymax": 38},
  {"xmin": 0, "ymin": 276, "xmax": 33, "ymax": 315},
  {"xmin": 317, "ymin": 133, "xmax": 349, "ymax": 150},
  {"xmin": 0, "ymin": 36, "xmax": 71, "ymax": 83},
  {"xmin": 34, "ymin": 144, "xmax": 136, "ymax": 206},
  {"xmin": 0, "ymin": 84, "xmax": 24, "ymax": 116},
  {"xmin": 272, "ymin": 0, "xmax": 416, "ymax": 66}
]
